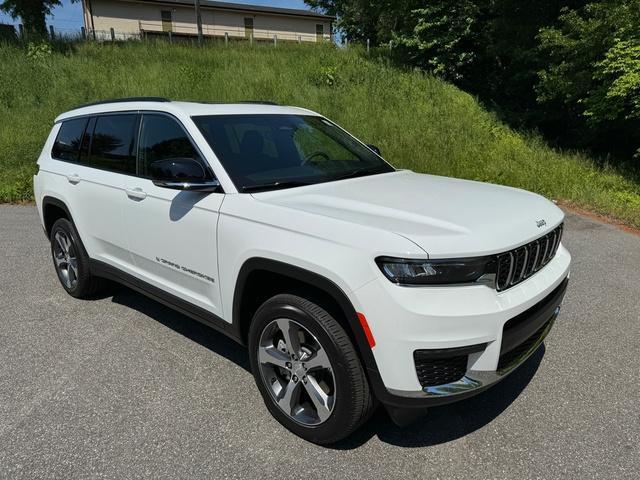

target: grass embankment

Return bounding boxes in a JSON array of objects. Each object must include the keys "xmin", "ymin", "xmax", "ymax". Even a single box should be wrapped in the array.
[{"xmin": 1, "ymin": 40, "xmax": 639, "ymax": 227}]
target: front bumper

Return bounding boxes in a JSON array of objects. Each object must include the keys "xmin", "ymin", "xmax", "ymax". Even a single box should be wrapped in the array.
[{"xmin": 352, "ymin": 244, "xmax": 571, "ymax": 407}]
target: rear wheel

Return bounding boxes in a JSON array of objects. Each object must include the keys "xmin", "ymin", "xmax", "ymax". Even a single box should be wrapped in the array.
[
  {"xmin": 248, "ymin": 294, "xmax": 376, "ymax": 444},
  {"xmin": 50, "ymin": 218, "xmax": 107, "ymax": 298}
]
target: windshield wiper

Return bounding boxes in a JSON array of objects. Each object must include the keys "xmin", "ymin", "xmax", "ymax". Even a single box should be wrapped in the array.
[
  {"xmin": 331, "ymin": 167, "xmax": 390, "ymax": 182},
  {"xmin": 241, "ymin": 180, "xmax": 311, "ymax": 193}
]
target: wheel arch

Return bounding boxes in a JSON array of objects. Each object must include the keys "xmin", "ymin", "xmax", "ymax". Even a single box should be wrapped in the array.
[
  {"xmin": 232, "ymin": 257, "xmax": 383, "ymax": 389},
  {"xmin": 42, "ymin": 196, "xmax": 73, "ymax": 239}
]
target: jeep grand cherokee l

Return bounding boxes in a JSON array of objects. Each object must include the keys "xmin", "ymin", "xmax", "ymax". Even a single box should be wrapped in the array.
[{"xmin": 34, "ymin": 98, "xmax": 570, "ymax": 444}]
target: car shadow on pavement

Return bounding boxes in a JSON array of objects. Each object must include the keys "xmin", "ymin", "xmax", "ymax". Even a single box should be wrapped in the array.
[
  {"xmin": 332, "ymin": 346, "xmax": 545, "ymax": 450},
  {"xmin": 111, "ymin": 286, "xmax": 544, "ymax": 451},
  {"xmin": 111, "ymin": 287, "xmax": 251, "ymax": 372}
]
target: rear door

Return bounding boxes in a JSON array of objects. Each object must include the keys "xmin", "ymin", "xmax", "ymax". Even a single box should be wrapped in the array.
[
  {"xmin": 122, "ymin": 112, "xmax": 225, "ymax": 317},
  {"xmin": 50, "ymin": 113, "xmax": 139, "ymax": 273}
]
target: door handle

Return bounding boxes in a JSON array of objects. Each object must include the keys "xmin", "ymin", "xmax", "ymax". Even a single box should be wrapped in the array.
[
  {"xmin": 125, "ymin": 187, "xmax": 147, "ymax": 200},
  {"xmin": 66, "ymin": 173, "xmax": 81, "ymax": 184}
]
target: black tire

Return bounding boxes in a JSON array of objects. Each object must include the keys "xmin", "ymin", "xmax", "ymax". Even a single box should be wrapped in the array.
[
  {"xmin": 248, "ymin": 293, "xmax": 376, "ymax": 444},
  {"xmin": 50, "ymin": 218, "xmax": 108, "ymax": 298}
]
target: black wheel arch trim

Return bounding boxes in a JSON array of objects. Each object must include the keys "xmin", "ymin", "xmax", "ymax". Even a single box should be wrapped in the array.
[{"xmin": 42, "ymin": 195, "xmax": 74, "ymax": 239}]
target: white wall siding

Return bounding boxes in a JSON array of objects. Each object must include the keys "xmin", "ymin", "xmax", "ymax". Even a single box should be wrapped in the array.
[{"xmin": 87, "ymin": 0, "xmax": 332, "ymax": 42}]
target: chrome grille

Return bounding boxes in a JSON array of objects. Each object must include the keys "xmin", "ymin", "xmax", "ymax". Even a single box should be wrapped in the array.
[{"xmin": 495, "ymin": 224, "xmax": 563, "ymax": 292}]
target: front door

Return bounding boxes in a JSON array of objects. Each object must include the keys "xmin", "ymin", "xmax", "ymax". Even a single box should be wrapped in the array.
[
  {"xmin": 316, "ymin": 24, "xmax": 324, "ymax": 43},
  {"xmin": 123, "ymin": 113, "xmax": 224, "ymax": 317}
]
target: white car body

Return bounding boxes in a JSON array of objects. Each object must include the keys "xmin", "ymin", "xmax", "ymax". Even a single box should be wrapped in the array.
[{"xmin": 34, "ymin": 99, "xmax": 570, "ymax": 414}]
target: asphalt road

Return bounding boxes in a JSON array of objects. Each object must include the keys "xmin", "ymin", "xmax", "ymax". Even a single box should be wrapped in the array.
[{"xmin": 0, "ymin": 205, "xmax": 638, "ymax": 479}]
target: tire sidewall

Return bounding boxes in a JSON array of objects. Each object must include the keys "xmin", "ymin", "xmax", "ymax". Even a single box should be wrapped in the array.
[{"xmin": 248, "ymin": 298, "xmax": 361, "ymax": 444}]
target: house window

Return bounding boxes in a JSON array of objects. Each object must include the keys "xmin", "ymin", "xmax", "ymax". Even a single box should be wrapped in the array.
[
  {"xmin": 161, "ymin": 10, "xmax": 172, "ymax": 33},
  {"xmin": 244, "ymin": 17, "xmax": 254, "ymax": 38},
  {"xmin": 316, "ymin": 24, "xmax": 324, "ymax": 42}
]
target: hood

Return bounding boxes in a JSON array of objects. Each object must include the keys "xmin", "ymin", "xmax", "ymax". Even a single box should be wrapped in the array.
[{"xmin": 254, "ymin": 171, "xmax": 565, "ymax": 258}]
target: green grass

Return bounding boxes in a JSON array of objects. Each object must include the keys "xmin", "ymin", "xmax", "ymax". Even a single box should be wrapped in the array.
[{"xmin": 1, "ymin": 40, "xmax": 640, "ymax": 227}]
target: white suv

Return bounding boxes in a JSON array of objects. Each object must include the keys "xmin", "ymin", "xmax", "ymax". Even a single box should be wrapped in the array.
[{"xmin": 34, "ymin": 98, "xmax": 570, "ymax": 444}]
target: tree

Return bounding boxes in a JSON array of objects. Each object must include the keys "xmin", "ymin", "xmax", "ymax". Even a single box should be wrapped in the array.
[
  {"xmin": 537, "ymin": 0, "xmax": 640, "ymax": 157},
  {"xmin": 0, "ymin": 0, "xmax": 62, "ymax": 37},
  {"xmin": 390, "ymin": 0, "xmax": 490, "ymax": 83},
  {"xmin": 305, "ymin": 0, "xmax": 420, "ymax": 45}
]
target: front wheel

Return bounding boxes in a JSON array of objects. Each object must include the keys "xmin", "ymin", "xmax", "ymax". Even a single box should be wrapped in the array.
[{"xmin": 248, "ymin": 294, "xmax": 376, "ymax": 444}]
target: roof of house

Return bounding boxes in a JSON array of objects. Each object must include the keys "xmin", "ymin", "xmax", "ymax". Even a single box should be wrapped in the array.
[{"xmin": 127, "ymin": 0, "xmax": 335, "ymax": 20}]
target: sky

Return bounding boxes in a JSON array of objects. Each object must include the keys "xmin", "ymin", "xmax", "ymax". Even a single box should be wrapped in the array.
[{"xmin": 0, "ymin": 0, "xmax": 312, "ymax": 35}]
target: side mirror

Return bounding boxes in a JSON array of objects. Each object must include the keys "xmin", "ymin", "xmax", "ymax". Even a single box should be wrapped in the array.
[
  {"xmin": 367, "ymin": 144, "xmax": 381, "ymax": 156},
  {"xmin": 150, "ymin": 158, "xmax": 220, "ymax": 192}
]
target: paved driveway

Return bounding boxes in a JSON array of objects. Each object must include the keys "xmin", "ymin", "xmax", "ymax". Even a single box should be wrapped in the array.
[{"xmin": 0, "ymin": 205, "xmax": 638, "ymax": 479}]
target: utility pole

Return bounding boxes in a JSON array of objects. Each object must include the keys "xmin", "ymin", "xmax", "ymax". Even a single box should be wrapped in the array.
[{"xmin": 194, "ymin": 0, "xmax": 203, "ymax": 45}]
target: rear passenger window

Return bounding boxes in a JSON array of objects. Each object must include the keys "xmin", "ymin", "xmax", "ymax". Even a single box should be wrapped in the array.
[
  {"xmin": 138, "ymin": 114, "xmax": 208, "ymax": 178},
  {"xmin": 87, "ymin": 114, "xmax": 138, "ymax": 174},
  {"xmin": 52, "ymin": 118, "xmax": 88, "ymax": 162}
]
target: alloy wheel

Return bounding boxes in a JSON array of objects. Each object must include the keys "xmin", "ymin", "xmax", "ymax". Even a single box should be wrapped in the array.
[
  {"xmin": 53, "ymin": 230, "xmax": 78, "ymax": 289},
  {"xmin": 257, "ymin": 318, "xmax": 336, "ymax": 425}
]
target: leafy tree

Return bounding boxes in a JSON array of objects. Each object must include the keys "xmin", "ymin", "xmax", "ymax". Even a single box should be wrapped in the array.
[
  {"xmin": 390, "ymin": 1, "xmax": 489, "ymax": 83},
  {"xmin": 305, "ymin": 0, "xmax": 420, "ymax": 44},
  {"xmin": 537, "ymin": 0, "xmax": 640, "ymax": 156},
  {"xmin": 0, "ymin": 0, "xmax": 62, "ymax": 37}
]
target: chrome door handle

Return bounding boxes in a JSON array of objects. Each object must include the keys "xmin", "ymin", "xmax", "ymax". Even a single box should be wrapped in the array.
[
  {"xmin": 125, "ymin": 187, "xmax": 147, "ymax": 200},
  {"xmin": 66, "ymin": 173, "xmax": 81, "ymax": 184}
]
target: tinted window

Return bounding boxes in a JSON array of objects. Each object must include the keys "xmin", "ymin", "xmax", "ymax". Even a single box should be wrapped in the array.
[
  {"xmin": 192, "ymin": 114, "xmax": 393, "ymax": 191},
  {"xmin": 87, "ymin": 114, "xmax": 138, "ymax": 174},
  {"xmin": 138, "ymin": 114, "xmax": 208, "ymax": 178},
  {"xmin": 52, "ymin": 118, "xmax": 88, "ymax": 162}
]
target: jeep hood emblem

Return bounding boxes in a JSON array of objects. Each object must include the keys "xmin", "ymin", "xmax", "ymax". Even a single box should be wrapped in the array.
[{"xmin": 536, "ymin": 219, "xmax": 547, "ymax": 228}]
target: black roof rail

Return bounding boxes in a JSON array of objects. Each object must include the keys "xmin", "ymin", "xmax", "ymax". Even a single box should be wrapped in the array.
[
  {"xmin": 190, "ymin": 100, "xmax": 280, "ymax": 106},
  {"xmin": 73, "ymin": 97, "xmax": 171, "ymax": 109},
  {"xmin": 234, "ymin": 100, "xmax": 280, "ymax": 105}
]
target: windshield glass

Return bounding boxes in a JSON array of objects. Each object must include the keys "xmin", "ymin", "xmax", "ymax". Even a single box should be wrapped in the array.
[{"xmin": 192, "ymin": 114, "xmax": 394, "ymax": 192}]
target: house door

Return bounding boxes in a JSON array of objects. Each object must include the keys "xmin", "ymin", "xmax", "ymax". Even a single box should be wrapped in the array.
[
  {"xmin": 244, "ymin": 17, "xmax": 254, "ymax": 39},
  {"xmin": 316, "ymin": 24, "xmax": 324, "ymax": 42},
  {"xmin": 161, "ymin": 10, "xmax": 172, "ymax": 33}
]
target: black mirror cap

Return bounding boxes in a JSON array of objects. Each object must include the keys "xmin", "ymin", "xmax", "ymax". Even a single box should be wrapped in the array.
[
  {"xmin": 149, "ymin": 157, "xmax": 208, "ymax": 183},
  {"xmin": 150, "ymin": 158, "xmax": 221, "ymax": 192},
  {"xmin": 367, "ymin": 144, "xmax": 381, "ymax": 156}
]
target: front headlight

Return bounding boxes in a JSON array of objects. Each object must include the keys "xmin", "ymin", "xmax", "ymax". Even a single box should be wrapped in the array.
[{"xmin": 375, "ymin": 256, "xmax": 496, "ymax": 286}]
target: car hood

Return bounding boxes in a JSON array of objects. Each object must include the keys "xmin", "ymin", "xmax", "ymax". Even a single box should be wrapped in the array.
[{"xmin": 254, "ymin": 171, "xmax": 565, "ymax": 258}]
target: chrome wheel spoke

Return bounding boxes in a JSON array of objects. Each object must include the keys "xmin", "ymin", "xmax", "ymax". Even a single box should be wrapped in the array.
[
  {"xmin": 304, "ymin": 346, "xmax": 331, "ymax": 371},
  {"xmin": 304, "ymin": 375, "xmax": 332, "ymax": 422},
  {"xmin": 55, "ymin": 232, "xmax": 69, "ymax": 254},
  {"xmin": 276, "ymin": 318, "xmax": 302, "ymax": 358},
  {"xmin": 258, "ymin": 345, "xmax": 289, "ymax": 369},
  {"xmin": 277, "ymin": 379, "xmax": 301, "ymax": 415},
  {"xmin": 68, "ymin": 259, "xmax": 78, "ymax": 284}
]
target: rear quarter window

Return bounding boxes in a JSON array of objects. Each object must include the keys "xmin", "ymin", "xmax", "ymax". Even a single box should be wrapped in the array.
[{"xmin": 51, "ymin": 118, "xmax": 88, "ymax": 162}]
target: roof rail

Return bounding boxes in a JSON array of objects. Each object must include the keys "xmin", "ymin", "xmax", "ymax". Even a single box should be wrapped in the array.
[
  {"xmin": 73, "ymin": 97, "xmax": 171, "ymax": 109},
  {"xmin": 235, "ymin": 101, "xmax": 280, "ymax": 105}
]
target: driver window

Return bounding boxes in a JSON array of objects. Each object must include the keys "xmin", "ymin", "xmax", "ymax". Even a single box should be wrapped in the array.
[{"xmin": 138, "ymin": 114, "xmax": 210, "ymax": 178}]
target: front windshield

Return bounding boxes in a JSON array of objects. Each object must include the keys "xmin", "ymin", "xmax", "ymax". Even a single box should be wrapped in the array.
[{"xmin": 192, "ymin": 114, "xmax": 395, "ymax": 192}]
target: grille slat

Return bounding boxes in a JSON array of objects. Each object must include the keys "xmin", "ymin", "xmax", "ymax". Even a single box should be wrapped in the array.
[
  {"xmin": 524, "ymin": 241, "xmax": 539, "ymax": 278},
  {"xmin": 495, "ymin": 224, "xmax": 563, "ymax": 292}
]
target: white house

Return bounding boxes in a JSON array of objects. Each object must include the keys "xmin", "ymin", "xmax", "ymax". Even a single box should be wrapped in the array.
[{"xmin": 82, "ymin": 0, "xmax": 335, "ymax": 42}]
